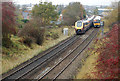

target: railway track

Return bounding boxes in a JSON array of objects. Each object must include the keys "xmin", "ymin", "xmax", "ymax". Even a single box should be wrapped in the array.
[
  {"xmin": 20, "ymin": 29, "xmax": 93, "ymax": 80},
  {"xmin": 33, "ymin": 28, "xmax": 99, "ymax": 81},
  {"xmin": 2, "ymin": 33, "xmax": 76, "ymax": 80},
  {"xmin": 20, "ymin": 28, "xmax": 97, "ymax": 80},
  {"xmin": 2, "ymin": 31, "xmax": 82, "ymax": 81},
  {"xmin": 2, "ymin": 27, "xmax": 99, "ymax": 81}
]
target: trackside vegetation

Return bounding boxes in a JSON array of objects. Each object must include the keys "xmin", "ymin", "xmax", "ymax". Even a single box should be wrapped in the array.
[{"xmin": 76, "ymin": 5, "xmax": 119, "ymax": 79}]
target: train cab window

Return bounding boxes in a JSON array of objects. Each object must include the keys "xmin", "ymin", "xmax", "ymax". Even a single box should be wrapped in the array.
[
  {"xmin": 77, "ymin": 22, "xmax": 82, "ymax": 27},
  {"xmin": 94, "ymin": 20, "xmax": 100, "ymax": 23}
]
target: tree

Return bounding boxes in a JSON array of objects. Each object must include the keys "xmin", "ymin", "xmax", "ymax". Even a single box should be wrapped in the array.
[
  {"xmin": 32, "ymin": 2, "xmax": 59, "ymax": 26},
  {"xmin": 62, "ymin": 2, "xmax": 86, "ymax": 25},
  {"xmin": 118, "ymin": 1, "xmax": 120, "ymax": 21},
  {"xmin": 57, "ymin": 5, "xmax": 65, "ymax": 15},
  {"xmin": 15, "ymin": 4, "xmax": 24, "ymax": 29},
  {"xmin": 22, "ymin": 5, "xmax": 28, "ymax": 12},
  {"xmin": 2, "ymin": 2, "xmax": 16, "ymax": 47}
]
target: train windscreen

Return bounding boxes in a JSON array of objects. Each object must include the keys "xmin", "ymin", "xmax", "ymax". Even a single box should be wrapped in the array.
[
  {"xmin": 94, "ymin": 20, "xmax": 100, "ymax": 23},
  {"xmin": 77, "ymin": 22, "xmax": 82, "ymax": 27}
]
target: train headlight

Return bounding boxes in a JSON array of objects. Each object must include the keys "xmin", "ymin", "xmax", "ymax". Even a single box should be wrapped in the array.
[{"xmin": 81, "ymin": 28, "xmax": 83, "ymax": 30}]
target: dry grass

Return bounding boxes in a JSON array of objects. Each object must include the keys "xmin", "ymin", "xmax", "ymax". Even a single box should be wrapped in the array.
[
  {"xmin": 76, "ymin": 52, "xmax": 99, "ymax": 79},
  {"xmin": 75, "ymin": 38, "xmax": 101, "ymax": 79},
  {"xmin": 1, "ymin": 26, "xmax": 75, "ymax": 74},
  {"xmin": 75, "ymin": 29, "xmax": 109, "ymax": 79},
  {"xmin": 103, "ymin": 19, "xmax": 110, "ymax": 33}
]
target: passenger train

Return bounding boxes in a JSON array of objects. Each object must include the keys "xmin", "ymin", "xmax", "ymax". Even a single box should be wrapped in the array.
[
  {"xmin": 93, "ymin": 16, "xmax": 101, "ymax": 27},
  {"xmin": 75, "ymin": 15, "xmax": 95, "ymax": 35}
]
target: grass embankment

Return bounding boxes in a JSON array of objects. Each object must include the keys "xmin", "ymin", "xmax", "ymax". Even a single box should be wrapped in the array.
[
  {"xmin": 76, "ymin": 38, "xmax": 108, "ymax": 79},
  {"xmin": 2, "ymin": 26, "xmax": 75, "ymax": 74}
]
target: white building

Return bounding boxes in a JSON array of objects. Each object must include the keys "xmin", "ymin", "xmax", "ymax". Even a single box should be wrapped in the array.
[{"xmin": 98, "ymin": 8, "xmax": 113, "ymax": 16}]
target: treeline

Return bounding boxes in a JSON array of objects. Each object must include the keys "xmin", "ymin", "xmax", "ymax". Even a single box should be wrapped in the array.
[
  {"xmin": 62, "ymin": 2, "xmax": 86, "ymax": 25},
  {"xmin": 2, "ymin": 1, "xmax": 86, "ymax": 48},
  {"xmin": 104, "ymin": 7, "xmax": 119, "ymax": 29}
]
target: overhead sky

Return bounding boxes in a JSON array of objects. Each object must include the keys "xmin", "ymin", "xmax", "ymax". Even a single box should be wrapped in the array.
[{"xmin": 13, "ymin": 0, "xmax": 119, "ymax": 5}]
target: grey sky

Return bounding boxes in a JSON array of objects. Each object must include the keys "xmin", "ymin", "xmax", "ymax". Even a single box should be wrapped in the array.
[{"xmin": 14, "ymin": 0, "xmax": 119, "ymax": 5}]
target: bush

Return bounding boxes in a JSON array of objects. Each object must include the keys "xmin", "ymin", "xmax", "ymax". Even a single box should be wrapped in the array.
[
  {"xmin": 94, "ymin": 24, "xmax": 119, "ymax": 79},
  {"xmin": 18, "ymin": 18, "xmax": 45, "ymax": 46},
  {"xmin": 30, "ymin": 29, "xmax": 45, "ymax": 45},
  {"xmin": 21, "ymin": 19, "xmax": 29, "ymax": 23},
  {"xmin": 23, "ymin": 37, "xmax": 33, "ymax": 47},
  {"xmin": 46, "ymin": 32, "xmax": 59, "ymax": 40},
  {"xmin": 2, "ymin": 37, "xmax": 13, "ymax": 48},
  {"xmin": 51, "ymin": 32, "xmax": 59, "ymax": 39},
  {"xmin": 104, "ymin": 8, "xmax": 118, "ymax": 29}
]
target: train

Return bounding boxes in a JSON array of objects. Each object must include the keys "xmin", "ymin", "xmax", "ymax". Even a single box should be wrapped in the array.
[
  {"xmin": 93, "ymin": 16, "xmax": 101, "ymax": 27},
  {"xmin": 75, "ymin": 15, "xmax": 95, "ymax": 35},
  {"xmin": 74, "ymin": 15, "xmax": 103, "ymax": 35}
]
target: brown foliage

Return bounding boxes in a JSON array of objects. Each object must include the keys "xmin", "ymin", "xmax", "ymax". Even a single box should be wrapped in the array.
[
  {"xmin": 18, "ymin": 18, "xmax": 45, "ymax": 46},
  {"xmin": 62, "ymin": 2, "xmax": 86, "ymax": 25},
  {"xmin": 2, "ymin": 2, "xmax": 16, "ymax": 37},
  {"xmin": 2, "ymin": 2, "xmax": 16, "ymax": 47}
]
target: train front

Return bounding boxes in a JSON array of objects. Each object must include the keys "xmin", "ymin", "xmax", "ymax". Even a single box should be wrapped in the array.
[
  {"xmin": 93, "ymin": 16, "xmax": 101, "ymax": 27},
  {"xmin": 75, "ymin": 21, "xmax": 84, "ymax": 34}
]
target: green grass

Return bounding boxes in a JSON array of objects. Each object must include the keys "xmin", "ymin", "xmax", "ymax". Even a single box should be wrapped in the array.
[{"xmin": 1, "ymin": 26, "xmax": 75, "ymax": 74}]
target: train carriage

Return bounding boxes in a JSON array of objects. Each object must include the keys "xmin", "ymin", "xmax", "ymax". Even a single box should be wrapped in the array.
[{"xmin": 75, "ymin": 15, "xmax": 95, "ymax": 35}]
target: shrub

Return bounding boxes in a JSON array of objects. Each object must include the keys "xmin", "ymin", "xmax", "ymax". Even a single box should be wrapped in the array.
[
  {"xmin": 104, "ymin": 8, "xmax": 118, "ymax": 29},
  {"xmin": 23, "ymin": 36, "xmax": 33, "ymax": 47},
  {"xmin": 21, "ymin": 19, "xmax": 29, "ymax": 23},
  {"xmin": 46, "ymin": 32, "xmax": 59, "ymax": 40},
  {"xmin": 51, "ymin": 32, "xmax": 59, "ymax": 39},
  {"xmin": 18, "ymin": 18, "xmax": 45, "ymax": 46},
  {"xmin": 30, "ymin": 29, "xmax": 45, "ymax": 45},
  {"xmin": 2, "ymin": 37, "xmax": 13, "ymax": 48},
  {"xmin": 94, "ymin": 24, "xmax": 119, "ymax": 79}
]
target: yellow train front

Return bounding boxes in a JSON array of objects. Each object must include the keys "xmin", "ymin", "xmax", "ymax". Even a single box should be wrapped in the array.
[
  {"xmin": 75, "ymin": 16, "xmax": 94, "ymax": 35},
  {"xmin": 93, "ymin": 16, "xmax": 101, "ymax": 27},
  {"xmin": 75, "ymin": 21, "xmax": 86, "ymax": 34}
]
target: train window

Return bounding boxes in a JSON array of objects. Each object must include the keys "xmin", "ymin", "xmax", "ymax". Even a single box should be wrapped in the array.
[
  {"xmin": 94, "ymin": 20, "xmax": 100, "ymax": 23},
  {"xmin": 77, "ymin": 22, "xmax": 82, "ymax": 27}
]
